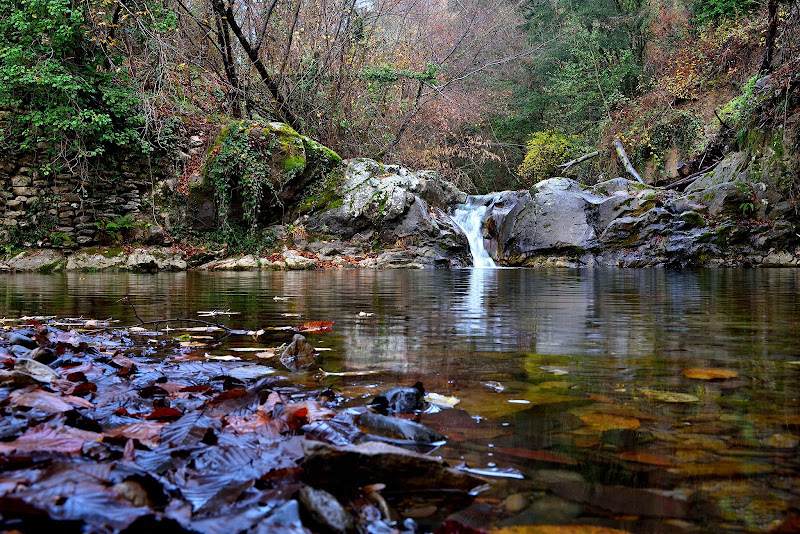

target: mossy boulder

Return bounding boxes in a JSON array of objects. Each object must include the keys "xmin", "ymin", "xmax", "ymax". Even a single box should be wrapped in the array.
[{"xmin": 193, "ymin": 120, "xmax": 341, "ymax": 229}]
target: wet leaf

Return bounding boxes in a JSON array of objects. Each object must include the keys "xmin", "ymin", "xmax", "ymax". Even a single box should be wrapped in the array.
[
  {"xmin": 145, "ymin": 407, "xmax": 183, "ymax": 421},
  {"xmin": 108, "ymin": 421, "xmax": 166, "ymax": 447},
  {"xmin": 580, "ymin": 413, "xmax": 641, "ymax": 431},
  {"xmin": 640, "ymin": 389, "xmax": 700, "ymax": 403},
  {"xmin": 10, "ymin": 387, "xmax": 93, "ymax": 412},
  {"xmin": 425, "ymin": 392, "xmax": 460, "ymax": 408},
  {"xmin": 293, "ymin": 321, "xmax": 334, "ymax": 333},
  {"xmin": 617, "ymin": 451, "xmax": 673, "ymax": 466},
  {"xmin": 458, "ymin": 390, "xmax": 582, "ymax": 419},
  {"xmin": 490, "ymin": 526, "xmax": 633, "ymax": 534},
  {"xmin": 0, "ymin": 425, "xmax": 87, "ymax": 455},
  {"xmin": 494, "ymin": 447, "xmax": 578, "ymax": 466},
  {"xmin": 669, "ymin": 461, "xmax": 774, "ymax": 478},
  {"xmin": 681, "ymin": 368, "xmax": 739, "ymax": 380}
]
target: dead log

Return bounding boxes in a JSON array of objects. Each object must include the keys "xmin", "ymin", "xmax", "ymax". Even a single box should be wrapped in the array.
[
  {"xmin": 614, "ymin": 138, "xmax": 643, "ymax": 183},
  {"xmin": 558, "ymin": 151, "xmax": 600, "ymax": 171}
]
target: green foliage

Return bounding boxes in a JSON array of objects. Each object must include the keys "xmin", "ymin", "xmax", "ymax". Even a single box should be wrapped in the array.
[
  {"xmin": 206, "ymin": 121, "xmax": 279, "ymax": 237},
  {"xmin": 692, "ymin": 0, "xmax": 758, "ymax": 26},
  {"xmin": 94, "ymin": 214, "xmax": 134, "ymax": 245},
  {"xmin": 360, "ymin": 63, "xmax": 440, "ymax": 85},
  {"xmin": 518, "ymin": 131, "xmax": 578, "ymax": 185}
]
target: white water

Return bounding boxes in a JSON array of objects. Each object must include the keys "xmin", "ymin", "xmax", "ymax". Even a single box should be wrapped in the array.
[{"xmin": 452, "ymin": 197, "xmax": 496, "ymax": 268}]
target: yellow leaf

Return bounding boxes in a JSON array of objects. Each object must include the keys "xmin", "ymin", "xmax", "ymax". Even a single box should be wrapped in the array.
[
  {"xmin": 681, "ymin": 368, "xmax": 738, "ymax": 380},
  {"xmin": 580, "ymin": 413, "xmax": 640, "ymax": 431}
]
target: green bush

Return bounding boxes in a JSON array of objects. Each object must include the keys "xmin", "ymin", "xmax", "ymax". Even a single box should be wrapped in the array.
[
  {"xmin": 518, "ymin": 131, "xmax": 577, "ymax": 186},
  {"xmin": 692, "ymin": 0, "xmax": 758, "ymax": 26},
  {"xmin": 0, "ymin": 0, "xmax": 147, "ymax": 170}
]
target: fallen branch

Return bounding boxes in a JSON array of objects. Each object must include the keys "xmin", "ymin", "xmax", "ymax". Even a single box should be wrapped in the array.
[
  {"xmin": 558, "ymin": 151, "xmax": 600, "ymax": 171},
  {"xmin": 664, "ymin": 161, "xmax": 722, "ymax": 191},
  {"xmin": 614, "ymin": 138, "xmax": 644, "ymax": 183}
]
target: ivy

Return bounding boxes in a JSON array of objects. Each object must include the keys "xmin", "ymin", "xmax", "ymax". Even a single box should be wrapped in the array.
[
  {"xmin": 0, "ymin": 0, "xmax": 148, "ymax": 171},
  {"xmin": 360, "ymin": 62, "xmax": 440, "ymax": 85},
  {"xmin": 205, "ymin": 121, "xmax": 279, "ymax": 238}
]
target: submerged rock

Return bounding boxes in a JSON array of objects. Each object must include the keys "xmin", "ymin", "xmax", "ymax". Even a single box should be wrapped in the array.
[
  {"xmin": 370, "ymin": 382, "xmax": 425, "ymax": 414},
  {"xmin": 358, "ymin": 412, "xmax": 445, "ymax": 443},
  {"xmin": 302, "ymin": 440, "xmax": 485, "ymax": 491}
]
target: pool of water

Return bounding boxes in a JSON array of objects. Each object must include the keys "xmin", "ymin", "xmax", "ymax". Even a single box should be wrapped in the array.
[{"xmin": 2, "ymin": 268, "xmax": 799, "ymax": 532}]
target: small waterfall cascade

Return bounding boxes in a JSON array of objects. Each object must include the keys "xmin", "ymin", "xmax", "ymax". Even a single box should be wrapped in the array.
[{"xmin": 452, "ymin": 196, "xmax": 496, "ymax": 268}]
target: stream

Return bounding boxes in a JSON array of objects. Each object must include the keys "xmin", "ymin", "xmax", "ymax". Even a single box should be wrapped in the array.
[{"xmin": 1, "ymin": 268, "xmax": 799, "ymax": 532}]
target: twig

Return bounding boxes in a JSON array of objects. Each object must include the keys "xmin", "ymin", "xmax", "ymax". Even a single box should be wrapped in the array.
[
  {"xmin": 663, "ymin": 161, "xmax": 722, "ymax": 191},
  {"xmin": 117, "ymin": 296, "xmax": 143, "ymax": 324}
]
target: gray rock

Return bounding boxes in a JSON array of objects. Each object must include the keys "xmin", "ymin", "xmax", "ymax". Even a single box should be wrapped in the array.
[
  {"xmin": 298, "ymin": 486, "xmax": 356, "ymax": 534},
  {"xmin": 5, "ymin": 249, "xmax": 66, "ymax": 271}
]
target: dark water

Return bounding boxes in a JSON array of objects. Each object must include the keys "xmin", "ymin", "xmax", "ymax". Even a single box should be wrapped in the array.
[{"xmin": 2, "ymin": 268, "xmax": 799, "ymax": 532}]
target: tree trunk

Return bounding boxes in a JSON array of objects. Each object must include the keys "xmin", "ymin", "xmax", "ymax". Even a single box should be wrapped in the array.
[
  {"xmin": 760, "ymin": 0, "xmax": 779, "ymax": 73},
  {"xmin": 614, "ymin": 138, "xmax": 643, "ymax": 183}
]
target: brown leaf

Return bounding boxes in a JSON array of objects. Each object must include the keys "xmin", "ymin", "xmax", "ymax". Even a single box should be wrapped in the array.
[
  {"xmin": 491, "ymin": 527, "xmax": 633, "ymax": 534},
  {"xmin": 146, "ymin": 407, "xmax": 183, "ymax": 421},
  {"xmin": 9, "ymin": 387, "xmax": 93, "ymax": 413},
  {"xmin": 0, "ymin": 425, "xmax": 87, "ymax": 456},
  {"xmin": 617, "ymin": 451, "xmax": 674, "ymax": 467},
  {"xmin": 293, "ymin": 321, "xmax": 334, "ymax": 333},
  {"xmin": 494, "ymin": 447, "xmax": 578, "ymax": 466},
  {"xmin": 580, "ymin": 413, "xmax": 640, "ymax": 431},
  {"xmin": 681, "ymin": 368, "xmax": 739, "ymax": 380},
  {"xmin": 107, "ymin": 421, "xmax": 166, "ymax": 447}
]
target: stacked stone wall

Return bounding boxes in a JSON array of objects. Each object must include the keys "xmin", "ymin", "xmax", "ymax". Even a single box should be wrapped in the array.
[{"xmin": 0, "ymin": 121, "xmax": 167, "ymax": 248}]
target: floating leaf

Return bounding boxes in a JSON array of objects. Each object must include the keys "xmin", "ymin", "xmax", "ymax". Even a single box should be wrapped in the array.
[
  {"xmin": 293, "ymin": 321, "xmax": 334, "ymax": 333},
  {"xmin": 580, "ymin": 413, "xmax": 640, "ymax": 431},
  {"xmin": 640, "ymin": 389, "xmax": 700, "ymax": 403},
  {"xmin": 491, "ymin": 526, "xmax": 633, "ymax": 534},
  {"xmin": 425, "ymin": 392, "xmax": 460, "ymax": 408},
  {"xmin": 205, "ymin": 354, "xmax": 241, "ymax": 361},
  {"xmin": 681, "ymin": 368, "xmax": 739, "ymax": 380},
  {"xmin": 494, "ymin": 447, "xmax": 578, "ymax": 466},
  {"xmin": 618, "ymin": 451, "xmax": 674, "ymax": 466}
]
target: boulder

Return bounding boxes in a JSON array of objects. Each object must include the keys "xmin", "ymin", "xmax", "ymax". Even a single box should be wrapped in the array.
[{"xmin": 3, "ymin": 249, "xmax": 66, "ymax": 272}]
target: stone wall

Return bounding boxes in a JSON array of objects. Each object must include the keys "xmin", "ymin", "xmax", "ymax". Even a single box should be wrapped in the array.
[{"xmin": 0, "ymin": 132, "xmax": 167, "ymax": 248}]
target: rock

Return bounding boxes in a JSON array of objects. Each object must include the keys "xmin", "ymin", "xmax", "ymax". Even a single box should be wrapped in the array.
[
  {"xmin": 280, "ymin": 334, "xmax": 317, "ymax": 371},
  {"xmin": 284, "ymin": 249, "xmax": 318, "ymax": 270},
  {"xmin": 358, "ymin": 412, "xmax": 445, "ymax": 443},
  {"xmin": 302, "ymin": 440, "xmax": 485, "ymax": 491},
  {"xmin": 125, "ymin": 247, "xmax": 186, "ymax": 271},
  {"xmin": 370, "ymin": 382, "xmax": 425, "ymax": 414},
  {"xmin": 297, "ymin": 486, "xmax": 356, "ymax": 534},
  {"xmin": 504, "ymin": 493, "xmax": 531, "ymax": 513},
  {"xmin": 199, "ymin": 254, "xmax": 260, "ymax": 270},
  {"xmin": 8, "ymin": 333, "xmax": 37, "ymax": 350},
  {"xmin": 4, "ymin": 249, "xmax": 66, "ymax": 272}
]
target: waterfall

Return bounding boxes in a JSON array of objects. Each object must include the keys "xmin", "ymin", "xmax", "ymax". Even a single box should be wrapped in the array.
[{"xmin": 452, "ymin": 196, "xmax": 496, "ymax": 268}]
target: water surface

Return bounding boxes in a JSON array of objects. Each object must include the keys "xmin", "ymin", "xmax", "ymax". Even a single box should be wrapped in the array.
[{"xmin": 2, "ymin": 268, "xmax": 799, "ymax": 531}]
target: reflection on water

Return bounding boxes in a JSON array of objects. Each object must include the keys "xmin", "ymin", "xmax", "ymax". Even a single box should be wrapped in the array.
[{"xmin": 2, "ymin": 268, "xmax": 800, "ymax": 531}]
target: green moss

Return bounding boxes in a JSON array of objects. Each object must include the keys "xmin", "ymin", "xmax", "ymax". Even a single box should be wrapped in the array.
[
  {"xmin": 283, "ymin": 155, "xmax": 306, "ymax": 172},
  {"xmin": 37, "ymin": 260, "xmax": 65, "ymax": 273},
  {"xmin": 100, "ymin": 247, "xmax": 124, "ymax": 258}
]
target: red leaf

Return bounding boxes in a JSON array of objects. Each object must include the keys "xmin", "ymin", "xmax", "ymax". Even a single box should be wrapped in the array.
[
  {"xmin": 494, "ymin": 447, "xmax": 578, "ymax": 466},
  {"xmin": 180, "ymin": 385, "xmax": 212, "ymax": 394},
  {"xmin": 293, "ymin": 321, "xmax": 334, "ymax": 333},
  {"xmin": 146, "ymin": 407, "xmax": 183, "ymax": 420}
]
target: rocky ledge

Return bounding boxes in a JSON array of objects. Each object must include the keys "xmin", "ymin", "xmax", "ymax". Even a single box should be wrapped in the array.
[{"xmin": 3, "ymin": 153, "xmax": 799, "ymax": 271}]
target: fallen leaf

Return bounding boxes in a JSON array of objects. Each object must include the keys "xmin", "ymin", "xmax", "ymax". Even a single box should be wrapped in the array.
[
  {"xmin": 293, "ymin": 321, "xmax": 334, "ymax": 333},
  {"xmin": 0, "ymin": 425, "xmax": 90, "ymax": 456},
  {"xmin": 491, "ymin": 526, "xmax": 633, "ymax": 534},
  {"xmin": 681, "ymin": 368, "xmax": 739, "ymax": 380},
  {"xmin": 618, "ymin": 451, "xmax": 674, "ymax": 466},
  {"xmin": 107, "ymin": 421, "xmax": 166, "ymax": 447},
  {"xmin": 640, "ymin": 389, "xmax": 700, "ymax": 403},
  {"xmin": 146, "ymin": 407, "xmax": 183, "ymax": 420},
  {"xmin": 204, "ymin": 354, "xmax": 241, "ymax": 361},
  {"xmin": 494, "ymin": 447, "xmax": 578, "ymax": 466},
  {"xmin": 10, "ymin": 388, "xmax": 93, "ymax": 412},
  {"xmin": 425, "ymin": 392, "xmax": 461, "ymax": 408},
  {"xmin": 580, "ymin": 413, "xmax": 640, "ymax": 431},
  {"xmin": 586, "ymin": 393, "xmax": 616, "ymax": 403}
]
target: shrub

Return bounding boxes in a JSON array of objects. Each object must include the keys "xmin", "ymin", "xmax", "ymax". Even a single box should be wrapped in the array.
[{"xmin": 518, "ymin": 131, "xmax": 577, "ymax": 186}]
